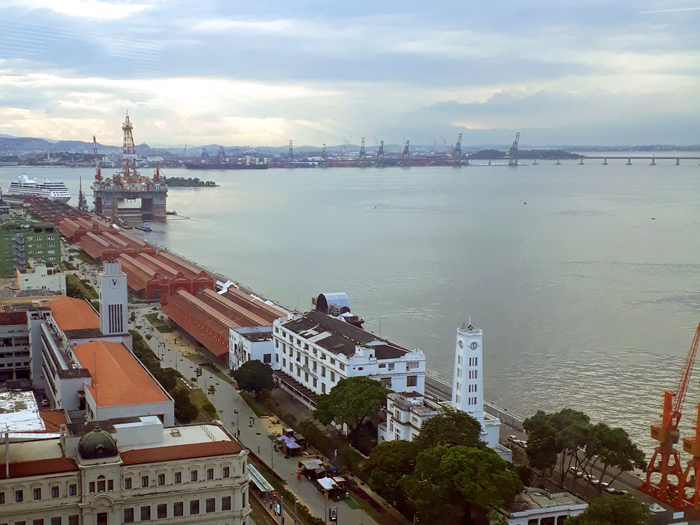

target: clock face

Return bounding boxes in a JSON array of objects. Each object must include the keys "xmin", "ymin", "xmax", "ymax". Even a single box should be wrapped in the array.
[
  {"xmin": 470, "ymin": 341, "xmax": 478, "ymax": 351},
  {"xmin": 108, "ymin": 277, "xmax": 122, "ymax": 290}
]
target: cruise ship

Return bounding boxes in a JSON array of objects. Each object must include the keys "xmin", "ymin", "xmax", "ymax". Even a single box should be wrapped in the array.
[{"xmin": 6, "ymin": 175, "xmax": 71, "ymax": 203}]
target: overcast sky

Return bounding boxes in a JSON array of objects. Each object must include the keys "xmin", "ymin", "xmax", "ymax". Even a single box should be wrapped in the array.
[{"xmin": 0, "ymin": 0, "xmax": 698, "ymax": 147}]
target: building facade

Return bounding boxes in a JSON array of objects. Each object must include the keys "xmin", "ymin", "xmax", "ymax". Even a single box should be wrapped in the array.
[
  {"xmin": 378, "ymin": 392, "xmax": 442, "ymax": 443},
  {"xmin": 0, "ymin": 311, "xmax": 30, "ymax": 383},
  {"xmin": 0, "ymin": 418, "xmax": 251, "ymax": 525},
  {"xmin": 272, "ymin": 310, "xmax": 426, "ymax": 407},
  {"xmin": 16, "ymin": 262, "xmax": 67, "ymax": 295},
  {"xmin": 0, "ymin": 220, "xmax": 60, "ymax": 276},
  {"xmin": 492, "ymin": 488, "xmax": 587, "ymax": 525},
  {"xmin": 228, "ymin": 326, "xmax": 274, "ymax": 371}
]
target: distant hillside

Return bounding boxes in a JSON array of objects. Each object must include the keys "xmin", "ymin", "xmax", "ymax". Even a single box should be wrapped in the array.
[{"xmin": 0, "ymin": 137, "xmax": 153, "ymax": 156}]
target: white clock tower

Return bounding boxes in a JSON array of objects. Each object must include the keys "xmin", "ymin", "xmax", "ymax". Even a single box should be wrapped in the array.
[
  {"xmin": 451, "ymin": 322, "xmax": 485, "ymax": 426},
  {"xmin": 100, "ymin": 260, "xmax": 128, "ymax": 336}
]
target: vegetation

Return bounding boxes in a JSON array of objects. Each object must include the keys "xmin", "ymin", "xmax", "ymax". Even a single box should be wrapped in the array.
[
  {"xmin": 232, "ymin": 360, "xmax": 274, "ymax": 397},
  {"xmin": 166, "ymin": 177, "xmax": 218, "ymax": 187},
  {"xmin": 363, "ymin": 410, "xmax": 521, "ymax": 523},
  {"xmin": 523, "ymin": 409, "xmax": 646, "ymax": 487},
  {"xmin": 131, "ymin": 330, "xmax": 198, "ymax": 423},
  {"xmin": 314, "ymin": 376, "xmax": 388, "ymax": 432},
  {"xmin": 567, "ymin": 495, "xmax": 652, "ymax": 525}
]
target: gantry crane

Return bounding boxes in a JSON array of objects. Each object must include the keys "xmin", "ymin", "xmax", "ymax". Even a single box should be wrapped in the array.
[{"xmin": 640, "ymin": 322, "xmax": 700, "ymax": 508}]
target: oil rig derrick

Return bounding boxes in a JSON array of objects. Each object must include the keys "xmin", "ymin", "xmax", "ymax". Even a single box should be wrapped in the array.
[
  {"xmin": 287, "ymin": 140, "xmax": 294, "ymax": 168},
  {"xmin": 507, "ymin": 132, "xmax": 520, "ymax": 166},
  {"xmin": 321, "ymin": 143, "xmax": 327, "ymax": 167},
  {"xmin": 377, "ymin": 140, "xmax": 385, "ymax": 167},
  {"xmin": 359, "ymin": 137, "xmax": 367, "ymax": 165},
  {"xmin": 217, "ymin": 146, "xmax": 226, "ymax": 165},
  {"xmin": 452, "ymin": 132, "xmax": 463, "ymax": 166},
  {"xmin": 92, "ymin": 113, "xmax": 167, "ymax": 222}
]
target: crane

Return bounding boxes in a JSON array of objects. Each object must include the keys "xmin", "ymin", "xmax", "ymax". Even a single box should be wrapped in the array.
[
  {"xmin": 640, "ymin": 322, "xmax": 700, "ymax": 508},
  {"xmin": 359, "ymin": 137, "xmax": 367, "ymax": 164},
  {"xmin": 452, "ymin": 133, "xmax": 463, "ymax": 165},
  {"xmin": 92, "ymin": 135, "xmax": 102, "ymax": 181},
  {"xmin": 507, "ymin": 132, "xmax": 520, "ymax": 166},
  {"xmin": 377, "ymin": 140, "xmax": 385, "ymax": 167},
  {"xmin": 343, "ymin": 135, "xmax": 352, "ymax": 160}
]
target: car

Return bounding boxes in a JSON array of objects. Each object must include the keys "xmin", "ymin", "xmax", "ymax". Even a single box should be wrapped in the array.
[
  {"xmin": 40, "ymin": 398, "xmax": 49, "ymax": 407},
  {"xmin": 518, "ymin": 440, "xmax": 527, "ymax": 448},
  {"xmin": 569, "ymin": 467, "xmax": 584, "ymax": 478},
  {"xmin": 584, "ymin": 474, "xmax": 599, "ymax": 484},
  {"xmin": 508, "ymin": 435, "xmax": 520, "ymax": 444},
  {"xmin": 615, "ymin": 490, "xmax": 630, "ymax": 496}
]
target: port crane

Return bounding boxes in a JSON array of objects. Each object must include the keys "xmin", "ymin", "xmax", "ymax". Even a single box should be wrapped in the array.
[
  {"xmin": 507, "ymin": 132, "xmax": 520, "ymax": 166},
  {"xmin": 641, "ymin": 322, "xmax": 700, "ymax": 509},
  {"xmin": 452, "ymin": 133, "xmax": 463, "ymax": 164},
  {"xmin": 287, "ymin": 140, "xmax": 293, "ymax": 168},
  {"xmin": 92, "ymin": 135, "xmax": 102, "ymax": 182},
  {"xmin": 377, "ymin": 140, "xmax": 385, "ymax": 167},
  {"xmin": 401, "ymin": 140, "xmax": 410, "ymax": 165}
]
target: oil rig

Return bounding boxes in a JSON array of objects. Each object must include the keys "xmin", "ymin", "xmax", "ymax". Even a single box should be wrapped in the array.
[{"xmin": 92, "ymin": 113, "xmax": 167, "ymax": 221}]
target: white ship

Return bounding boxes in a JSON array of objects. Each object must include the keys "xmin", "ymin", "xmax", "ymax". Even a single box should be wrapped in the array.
[{"xmin": 6, "ymin": 174, "xmax": 71, "ymax": 203}]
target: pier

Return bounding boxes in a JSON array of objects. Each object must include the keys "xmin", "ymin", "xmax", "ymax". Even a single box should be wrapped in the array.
[{"xmin": 582, "ymin": 155, "xmax": 700, "ymax": 165}]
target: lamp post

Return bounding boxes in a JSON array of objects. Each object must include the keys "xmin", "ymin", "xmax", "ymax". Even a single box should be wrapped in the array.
[
  {"xmin": 294, "ymin": 496, "xmax": 297, "ymax": 525},
  {"xmin": 234, "ymin": 408, "xmax": 240, "ymax": 439},
  {"xmin": 271, "ymin": 437, "xmax": 274, "ymax": 469}
]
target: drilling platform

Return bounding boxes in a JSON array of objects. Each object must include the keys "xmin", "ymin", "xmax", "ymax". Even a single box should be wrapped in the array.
[{"xmin": 92, "ymin": 113, "xmax": 167, "ymax": 221}]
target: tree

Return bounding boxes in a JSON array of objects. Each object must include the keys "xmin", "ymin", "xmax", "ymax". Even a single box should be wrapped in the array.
[
  {"xmin": 585, "ymin": 423, "xmax": 646, "ymax": 485},
  {"xmin": 172, "ymin": 387, "xmax": 198, "ymax": 423},
  {"xmin": 413, "ymin": 408, "xmax": 482, "ymax": 451},
  {"xmin": 567, "ymin": 495, "xmax": 652, "ymax": 525},
  {"xmin": 403, "ymin": 445, "xmax": 523, "ymax": 524},
  {"xmin": 232, "ymin": 360, "xmax": 274, "ymax": 397},
  {"xmin": 314, "ymin": 377, "xmax": 387, "ymax": 431},
  {"xmin": 364, "ymin": 440, "xmax": 418, "ymax": 504}
]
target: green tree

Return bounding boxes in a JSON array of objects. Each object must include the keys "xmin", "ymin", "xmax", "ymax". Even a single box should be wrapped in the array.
[
  {"xmin": 523, "ymin": 411, "xmax": 559, "ymax": 472},
  {"xmin": 403, "ymin": 445, "xmax": 523, "ymax": 524},
  {"xmin": 413, "ymin": 408, "xmax": 482, "ymax": 451},
  {"xmin": 232, "ymin": 360, "xmax": 274, "ymax": 397},
  {"xmin": 585, "ymin": 423, "xmax": 646, "ymax": 485},
  {"xmin": 567, "ymin": 495, "xmax": 652, "ymax": 525},
  {"xmin": 314, "ymin": 376, "xmax": 387, "ymax": 431},
  {"xmin": 172, "ymin": 387, "xmax": 198, "ymax": 423},
  {"xmin": 364, "ymin": 440, "xmax": 418, "ymax": 504}
]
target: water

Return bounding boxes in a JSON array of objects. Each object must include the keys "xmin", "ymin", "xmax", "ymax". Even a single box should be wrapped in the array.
[{"xmin": 3, "ymin": 159, "xmax": 700, "ymax": 454}]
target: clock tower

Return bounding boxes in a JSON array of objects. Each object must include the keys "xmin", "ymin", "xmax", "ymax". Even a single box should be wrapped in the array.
[
  {"xmin": 451, "ymin": 322, "xmax": 484, "ymax": 426},
  {"xmin": 99, "ymin": 260, "xmax": 128, "ymax": 336}
]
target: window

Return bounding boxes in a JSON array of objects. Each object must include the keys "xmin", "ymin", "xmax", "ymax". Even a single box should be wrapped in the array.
[
  {"xmin": 33, "ymin": 488, "xmax": 41, "ymax": 500},
  {"xmin": 329, "ymin": 358, "xmax": 335, "ymax": 365},
  {"xmin": 97, "ymin": 476, "xmax": 106, "ymax": 492},
  {"xmin": 51, "ymin": 486, "xmax": 59, "ymax": 499},
  {"xmin": 321, "ymin": 366, "xmax": 326, "ymax": 377},
  {"xmin": 339, "ymin": 363, "xmax": 345, "ymax": 371},
  {"xmin": 456, "ymin": 394, "xmax": 461, "ymax": 405},
  {"xmin": 174, "ymin": 472, "xmax": 182, "ymax": 484},
  {"xmin": 456, "ymin": 382, "xmax": 461, "ymax": 391},
  {"xmin": 388, "ymin": 363, "xmax": 394, "ymax": 371},
  {"xmin": 312, "ymin": 361, "xmax": 317, "ymax": 372},
  {"xmin": 68, "ymin": 517, "xmax": 79, "ymax": 525},
  {"xmin": 69, "ymin": 484, "xmax": 77, "ymax": 496},
  {"xmin": 124, "ymin": 477, "xmax": 132, "ymax": 489},
  {"xmin": 51, "ymin": 518, "xmax": 61, "ymax": 525},
  {"xmin": 458, "ymin": 355, "xmax": 463, "ymax": 365},
  {"xmin": 330, "ymin": 371, "xmax": 335, "ymax": 382},
  {"xmin": 322, "ymin": 383, "xmax": 326, "ymax": 394},
  {"xmin": 157, "ymin": 503, "xmax": 167, "ymax": 519},
  {"xmin": 407, "ymin": 361, "xmax": 419, "ymax": 369},
  {"xmin": 206, "ymin": 498, "xmax": 216, "ymax": 513},
  {"xmin": 282, "ymin": 358, "xmax": 286, "ymax": 367},
  {"xmin": 207, "ymin": 468, "xmax": 214, "ymax": 480},
  {"xmin": 33, "ymin": 520, "xmax": 44, "ymax": 525},
  {"xmin": 190, "ymin": 500, "xmax": 200, "ymax": 515},
  {"xmin": 97, "ymin": 517, "xmax": 107, "ymax": 525},
  {"xmin": 305, "ymin": 372, "xmax": 309, "ymax": 382},
  {"xmin": 141, "ymin": 505, "xmax": 151, "ymax": 521},
  {"xmin": 191, "ymin": 470, "xmax": 198, "ymax": 482},
  {"xmin": 108, "ymin": 479, "xmax": 113, "ymax": 491},
  {"xmin": 381, "ymin": 377, "xmax": 391, "ymax": 388},
  {"xmin": 407, "ymin": 375, "xmax": 417, "ymax": 387},
  {"xmin": 304, "ymin": 356, "xmax": 308, "ymax": 366},
  {"xmin": 142, "ymin": 475, "xmax": 149, "ymax": 488},
  {"xmin": 242, "ymin": 491, "xmax": 247, "ymax": 507},
  {"xmin": 158, "ymin": 473, "xmax": 165, "ymax": 486},
  {"xmin": 223, "ymin": 467, "xmax": 230, "ymax": 478},
  {"xmin": 242, "ymin": 461, "xmax": 246, "ymax": 474},
  {"xmin": 222, "ymin": 496, "xmax": 231, "ymax": 511},
  {"xmin": 556, "ymin": 517, "xmax": 567, "ymax": 525},
  {"xmin": 0, "ymin": 492, "xmax": 4, "ymax": 504},
  {"xmin": 263, "ymin": 353, "xmax": 272, "ymax": 364},
  {"xmin": 173, "ymin": 502, "xmax": 184, "ymax": 517},
  {"xmin": 124, "ymin": 508, "xmax": 134, "ymax": 523},
  {"xmin": 296, "ymin": 366, "xmax": 301, "ymax": 377}
]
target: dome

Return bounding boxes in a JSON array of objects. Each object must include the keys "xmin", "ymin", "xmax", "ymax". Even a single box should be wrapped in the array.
[{"xmin": 78, "ymin": 424, "xmax": 118, "ymax": 460}]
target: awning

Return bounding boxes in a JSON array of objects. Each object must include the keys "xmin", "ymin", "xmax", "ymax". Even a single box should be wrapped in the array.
[
  {"xmin": 300, "ymin": 459, "xmax": 323, "ymax": 470},
  {"xmin": 277, "ymin": 435, "xmax": 301, "ymax": 449},
  {"xmin": 317, "ymin": 477, "xmax": 338, "ymax": 491},
  {"xmin": 248, "ymin": 465, "xmax": 274, "ymax": 493}
]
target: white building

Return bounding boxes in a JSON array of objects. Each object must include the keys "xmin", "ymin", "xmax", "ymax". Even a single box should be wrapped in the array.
[
  {"xmin": 229, "ymin": 326, "xmax": 274, "ymax": 371},
  {"xmin": 378, "ymin": 391, "xmax": 442, "ymax": 443},
  {"xmin": 0, "ymin": 415, "xmax": 251, "ymax": 525},
  {"xmin": 99, "ymin": 260, "xmax": 128, "ymax": 337},
  {"xmin": 491, "ymin": 487, "xmax": 587, "ymax": 525},
  {"xmin": 16, "ymin": 262, "xmax": 67, "ymax": 295},
  {"xmin": 451, "ymin": 323, "xmax": 502, "ymax": 450},
  {"xmin": 272, "ymin": 310, "xmax": 426, "ymax": 408}
]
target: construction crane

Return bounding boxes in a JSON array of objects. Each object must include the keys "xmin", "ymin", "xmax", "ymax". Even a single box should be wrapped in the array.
[
  {"xmin": 641, "ymin": 322, "xmax": 700, "ymax": 508},
  {"xmin": 507, "ymin": 132, "xmax": 520, "ymax": 166},
  {"xmin": 217, "ymin": 146, "xmax": 226, "ymax": 165},
  {"xmin": 377, "ymin": 140, "xmax": 385, "ymax": 167},
  {"xmin": 92, "ymin": 135, "xmax": 102, "ymax": 181},
  {"xmin": 287, "ymin": 140, "xmax": 293, "ymax": 168},
  {"xmin": 343, "ymin": 135, "xmax": 352, "ymax": 160},
  {"xmin": 359, "ymin": 137, "xmax": 367, "ymax": 163},
  {"xmin": 401, "ymin": 140, "xmax": 410, "ymax": 166},
  {"xmin": 452, "ymin": 133, "xmax": 463, "ymax": 165}
]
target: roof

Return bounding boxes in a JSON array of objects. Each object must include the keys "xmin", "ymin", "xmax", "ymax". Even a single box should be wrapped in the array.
[
  {"xmin": 120, "ymin": 440, "xmax": 242, "ymax": 465},
  {"xmin": 46, "ymin": 296, "xmax": 100, "ymax": 332},
  {"xmin": 0, "ymin": 310, "xmax": 27, "ymax": 325},
  {"xmin": 505, "ymin": 488, "xmax": 587, "ymax": 515},
  {"xmin": 39, "ymin": 410, "xmax": 68, "ymax": 432},
  {"xmin": 73, "ymin": 341, "xmax": 170, "ymax": 407},
  {"xmin": 282, "ymin": 310, "xmax": 409, "ymax": 358},
  {"xmin": 248, "ymin": 465, "xmax": 275, "ymax": 492},
  {"xmin": 0, "ymin": 457, "xmax": 78, "ymax": 480},
  {"xmin": 0, "ymin": 391, "xmax": 44, "ymax": 432}
]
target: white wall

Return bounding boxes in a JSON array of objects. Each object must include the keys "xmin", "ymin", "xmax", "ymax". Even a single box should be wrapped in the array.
[{"xmin": 17, "ymin": 263, "xmax": 67, "ymax": 294}]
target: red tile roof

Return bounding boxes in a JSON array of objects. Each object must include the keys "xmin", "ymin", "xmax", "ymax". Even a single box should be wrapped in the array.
[
  {"xmin": 73, "ymin": 341, "xmax": 170, "ymax": 407},
  {"xmin": 0, "ymin": 457, "xmax": 78, "ymax": 480},
  {"xmin": 120, "ymin": 440, "xmax": 242, "ymax": 465},
  {"xmin": 39, "ymin": 410, "xmax": 68, "ymax": 432},
  {"xmin": 0, "ymin": 311, "xmax": 27, "ymax": 326},
  {"xmin": 46, "ymin": 296, "xmax": 100, "ymax": 331}
]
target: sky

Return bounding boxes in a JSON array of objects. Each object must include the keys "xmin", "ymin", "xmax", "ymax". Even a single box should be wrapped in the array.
[{"xmin": 0, "ymin": 0, "xmax": 698, "ymax": 148}]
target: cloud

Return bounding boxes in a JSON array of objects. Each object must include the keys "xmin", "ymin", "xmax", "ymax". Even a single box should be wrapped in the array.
[
  {"xmin": 641, "ymin": 6, "xmax": 700, "ymax": 13},
  {"xmin": 0, "ymin": 0, "xmax": 157, "ymax": 19}
]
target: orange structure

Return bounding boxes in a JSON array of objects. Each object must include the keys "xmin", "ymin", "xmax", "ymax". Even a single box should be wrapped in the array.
[{"xmin": 641, "ymin": 322, "xmax": 700, "ymax": 509}]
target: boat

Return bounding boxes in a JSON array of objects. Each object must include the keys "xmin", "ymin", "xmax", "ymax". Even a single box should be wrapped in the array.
[
  {"xmin": 166, "ymin": 210, "xmax": 177, "ymax": 215},
  {"xmin": 6, "ymin": 174, "xmax": 71, "ymax": 203},
  {"xmin": 135, "ymin": 222, "xmax": 152, "ymax": 232}
]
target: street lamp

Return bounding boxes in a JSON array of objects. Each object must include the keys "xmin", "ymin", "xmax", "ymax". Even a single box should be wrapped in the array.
[
  {"xmin": 233, "ymin": 409, "xmax": 240, "ymax": 438},
  {"xmin": 271, "ymin": 438, "xmax": 274, "ymax": 469}
]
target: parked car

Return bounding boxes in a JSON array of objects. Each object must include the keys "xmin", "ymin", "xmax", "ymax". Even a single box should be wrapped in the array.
[
  {"xmin": 508, "ymin": 435, "xmax": 520, "ymax": 444},
  {"xmin": 569, "ymin": 466, "xmax": 584, "ymax": 478}
]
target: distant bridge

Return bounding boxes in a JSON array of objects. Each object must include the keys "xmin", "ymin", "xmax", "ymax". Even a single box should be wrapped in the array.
[{"xmin": 579, "ymin": 155, "xmax": 700, "ymax": 166}]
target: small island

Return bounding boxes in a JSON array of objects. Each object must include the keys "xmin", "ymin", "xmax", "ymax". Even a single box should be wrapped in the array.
[{"xmin": 165, "ymin": 177, "xmax": 218, "ymax": 187}]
